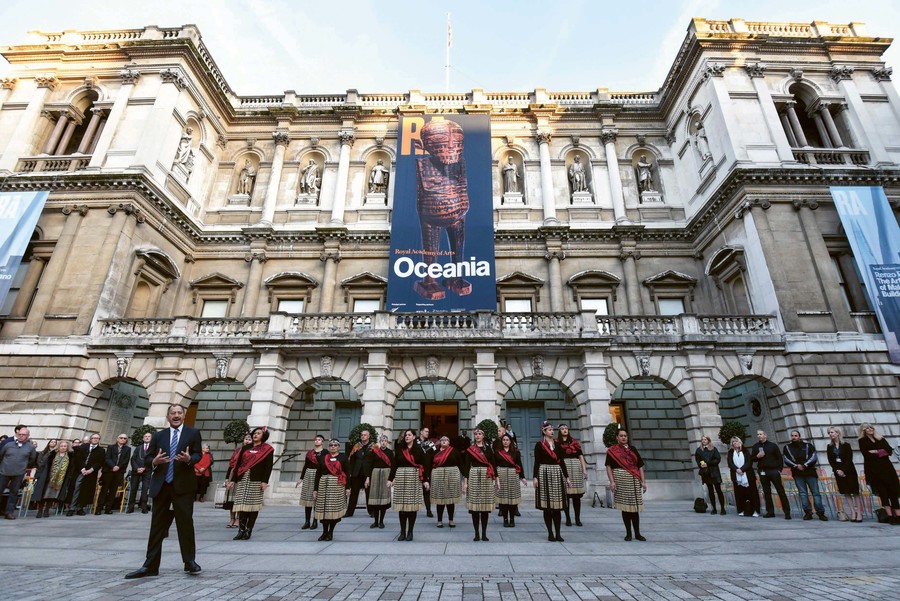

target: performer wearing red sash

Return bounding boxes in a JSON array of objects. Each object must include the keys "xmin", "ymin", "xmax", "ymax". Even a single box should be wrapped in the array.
[
  {"xmin": 605, "ymin": 428, "xmax": 647, "ymax": 541},
  {"xmin": 533, "ymin": 421, "xmax": 570, "ymax": 542},
  {"xmin": 364, "ymin": 434, "xmax": 394, "ymax": 529},
  {"xmin": 226, "ymin": 427, "xmax": 274, "ymax": 541},
  {"xmin": 296, "ymin": 434, "xmax": 325, "ymax": 530},
  {"xmin": 224, "ymin": 433, "xmax": 252, "ymax": 528},
  {"xmin": 495, "ymin": 433, "xmax": 526, "ymax": 528},
  {"xmin": 463, "ymin": 428, "xmax": 498, "ymax": 541},
  {"xmin": 388, "ymin": 429, "xmax": 430, "ymax": 541},
  {"xmin": 430, "ymin": 436, "xmax": 462, "ymax": 528},
  {"xmin": 313, "ymin": 439, "xmax": 350, "ymax": 541},
  {"xmin": 558, "ymin": 424, "xmax": 588, "ymax": 527}
]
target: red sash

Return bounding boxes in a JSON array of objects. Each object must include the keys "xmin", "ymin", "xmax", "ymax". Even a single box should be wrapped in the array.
[
  {"xmin": 403, "ymin": 448, "xmax": 425, "ymax": 481},
  {"xmin": 466, "ymin": 445, "xmax": 496, "ymax": 479},
  {"xmin": 235, "ymin": 443, "xmax": 274, "ymax": 479},
  {"xmin": 560, "ymin": 437, "xmax": 582, "ymax": 456},
  {"xmin": 432, "ymin": 447, "xmax": 453, "ymax": 468},
  {"xmin": 324, "ymin": 453, "xmax": 347, "ymax": 486},
  {"xmin": 496, "ymin": 448, "xmax": 521, "ymax": 475},
  {"xmin": 607, "ymin": 444, "xmax": 642, "ymax": 480},
  {"xmin": 305, "ymin": 449, "xmax": 320, "ymax": 466},
  {"xmin": 542, "ymin": 439, "xmax": 559, "ymax": 463},
  {"xmin": 371, "ymin": 446, "xmax": 391, "ymax": 467}
]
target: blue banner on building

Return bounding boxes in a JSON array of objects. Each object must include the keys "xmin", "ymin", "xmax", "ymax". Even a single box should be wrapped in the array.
[
  {"xmin": 386, "ymin": 115, "xmax": 496, "ymax": 312},
  {"xmin": 831, "ymin": 186, "xmax": 900, "ymax": 364},
  {"xmin": 0, "ymin": 191, "xmax": 48, "ymax": 312}
]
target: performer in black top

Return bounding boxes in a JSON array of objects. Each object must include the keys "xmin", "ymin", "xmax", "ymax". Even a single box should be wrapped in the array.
[
  {"xmin": 495, "ymin": 433, "xmax": 526, "ymax": 528},
  {"xmin": 313, "ymin": 439, "xmax": 350, "ymax": 541},
  {"xmin": 430, "ymin": 435, "xmax": 463, "ymax": 528},
  {"xmin": 296, "ymin": 434, "xmax": 325, "ymax": 530},
  {"xmin": 417, "ymin": 428, "xmax": 436, "ymax": 517},
  {"xmin": 558, "ymin": 424, "xmax": 588, "ymax": 527},
  {"xmin": 364, "ymin": 434, "xmax": 394, "ymax": 529},
  {"xmin": 463, "ymin": 428, "xmax": 498, "ymax": 542},
  {"xmin": 346, "ymin": 429, "xmax": 373, "ymax": 517},
  {"xmin": 533, "ymin": 421, "xmax": 569, "ymax": 542},
  {"xmin": 388, "ymin": 430, "xmax": 430, "ymax": 541}
]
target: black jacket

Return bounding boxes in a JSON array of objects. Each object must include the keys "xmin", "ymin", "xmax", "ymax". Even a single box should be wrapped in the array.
[
  {"xmin": 727, "ymin": 448, "xmax": 756, "ymax": 484},
  {"xmin": 750, "ymin": 440, "xmax": 783, "ymax": 474},
  {"xmin": 104, "ymin": 444, "xmax": 132, "ymax": 474},
  {"xmin": 145, "ymin": 426, "xmax": 202, "ymax": 498}
]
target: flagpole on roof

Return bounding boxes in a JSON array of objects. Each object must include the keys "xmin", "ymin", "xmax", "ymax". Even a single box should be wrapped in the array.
[{"xmin": 445, "ymin": 12, "xmax": 452, "ymax": 92}]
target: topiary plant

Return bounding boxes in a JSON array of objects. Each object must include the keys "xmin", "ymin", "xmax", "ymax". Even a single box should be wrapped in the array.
[
  {"xmin": 131, "ymin": 424, "xmax": 157, "ymax": 447},
  {"xmin": 718, "ymin": 421, "xmax": 749, "ymax": 446},
  {"xmin": 603, "ymin": 422, "xmax": 623, "ymax": 448},
  {"xmin": 349, "ymin": 422, "xmax": 377, "ymax": 446},
  {"xmin": 476, "ymin": 419, "xmax": 499, "ymax": 444},
  {"xmin": 223, "ymin": 419, "xmax": 250, "ymax": 445}
]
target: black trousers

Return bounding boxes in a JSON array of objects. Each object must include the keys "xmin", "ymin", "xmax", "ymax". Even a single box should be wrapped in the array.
[
  {"xmin": 143, "ymin": 482, "xmax": 196, "ymax": 571},
  {"xmin": 759, "ymin": 472, "xmax": 791, "ymax": 516},
  {"xmin": 96, "ymin": 471, "xmax": 125, "ymax": 512},
  {"xmin": 346, "ymin": 474, "xmax": 368, "ymax": 516},
  {"xmin": 128, "ymin": 470, "xmax": 151, "ymax": 510}
]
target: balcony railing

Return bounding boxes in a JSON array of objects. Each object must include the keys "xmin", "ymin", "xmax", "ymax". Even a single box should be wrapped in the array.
[
  {"xmin": 792, "ymin": 148, "xmax": 869, "ymax": 166},
  {"xmin": 17, "ymin": 155, "xmax": 91, "ymax": 173},
  {"xmin": 94, "ymin": 313, "xmax": 782, "ymax": 345}
]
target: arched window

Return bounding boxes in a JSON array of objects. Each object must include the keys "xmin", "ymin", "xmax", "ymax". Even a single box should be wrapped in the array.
[
  {"xmin": 42, "ymin": 90, "xmax": 106, "ymax": 157},
  {"xmin": 779, "ymin": 84, "xmax": 849, "ymax": 150}
]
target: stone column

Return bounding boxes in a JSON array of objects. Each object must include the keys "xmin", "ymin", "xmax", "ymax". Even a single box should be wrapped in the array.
[
  {"xmin": 8, "ymin": 255, "xmax": 46, "ymax": 316},
  {"xmin": 42, "ymin": 111, "xmax": 69, "ymax": 154},
  {"xmin": 783, "ymin": 101, "xmax": 810, "ymax": 147},
  {"xmin": 330, "ymin": 129, "xmax": 355, "ymax": 224},
  {"xmin": 580, "ymin": 348, "xmax": 613, "ymax": 483},
  {"xmin": 620, "ymin": 249, "xmax": 643, "ymax": 314},
  {"xmin": 0, "ymin": 77, "xmax": 16, "ymax": 113},
  {"xmin": 833, "ymin": 104, "xmax": 862, "ymax": 149},
  {"xmin": 601, "ymin": 128, "xmax": 628, "ymax": 223},
  {"xmin": 818, "ymin": 103, "xmax": 844, "ymax": 148},
  {"xmin": 246, "ymin": 352, "xmax": 288, "ymax": 483},
  {"xmin": 76, "ymin": 107, "xmax": 105, "ymax": 154},
  {"xmin": 535, "ymin": 131, "xmax": 558, "ymax": 224},
  {"xmin": 793, "ymin": 199, "xmax": 856, "ymax": 331},
  {"xmin": 241, "ymin": 251, "xmax": 267, "ymax": 317},
  {"xmin": 261, "ymin": 131, "xmax": 289, "ymax": 225},
  {"xmin": 360, "ymin": 348, "xmax": 391, "ymax": 431},
  {"xmin": 130, "ymin": 68, "xmax": 184, "ymax": 176},
  {"xmin": 0, "ymin": 75, "xmax": 58, "ymax": 172},
  {"xmin": 750, "ymin": 73, "xmax": 795, "ymax": 161},
  {"xmin": 545, "ymin": 250, "xmax": 565, "ymax": 312},
  {"xmin": 811, "ymin": 111, "xmax": 832, "ymax": 148},
  {"xmin": 88, "ymin": 69, "xmax": 140, "ymax": 168},
  {"xmin": 24, "ymin": 204, "xmax": 87, "ymax": 332},
  {"xmin": 318, "ymin": 248, "xmax": 341, "ymax": 313},
  {"xmin": 736, "ymin": 199, "xmax": 790, "ymax": 329},
  {"xmin": 832, "ymin": 67, "xmax": 890, "ymax": 163},
  {"xmin": 683, "ymin": 352, "xmax": 724, "ymax": 449},
  {"xmin": 472, "ymin": 350, "xmax": 499, "ymax": 426},
  {"xmin": 778, "ymin": 111, "xmax": 799, "ymax": 148},
  {"xmin": 54, "ymin": 115, "xmax": 81, "ymax": 155}
]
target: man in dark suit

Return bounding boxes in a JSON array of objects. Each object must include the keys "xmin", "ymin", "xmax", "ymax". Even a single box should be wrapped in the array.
[
  {"xmin": 127, "ymin": 431, "xmax": 153, "ymax": 513},
  {"xmin": 345, "ymin": 429, "xmax": 373, "ymax": 517},
  {"xmin": 66, "ymin": 433, "xmax": 104, "ymax": 516},
  {"xmin": 96, "ymin": 433, "xmax": 131, "ymax": 514},
  {"xmin": 125, "ymin": 404, "xmax": 202, "ymax": 579}
]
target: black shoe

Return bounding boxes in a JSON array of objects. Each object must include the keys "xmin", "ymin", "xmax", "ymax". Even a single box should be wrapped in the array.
[
  {"xmin": 233, "ymin": 529, "xmax": 246, "ymax": 540},
  {"xmin": 555, "ymin": 535, "xmax": 564, "ymax": 542},
  {"xmin": 514, "ymin": 509, "xmax": 521, "ymax": 517},
  {"xmin": 370, "ymin": 522, "xmax": 379, "ymax": 529},
  {"xmin": 311, "ymin": 520, "xmax": 318, "ymax": 530},
  {"xmin": 427, "ymin": 511, "xmax": 434, "ymax": 518},
  {"xmin": 803, "ymin": 513, "xmax": 813, "ymax": 521},
  {"xmin": 473, "ymin": 534, "xmax": 481, "ymax": 541},
  {"xmin": 565, "ymin": 519, "xmax": 572, "ymax": 526},
  {"xmin": 710, "ymin": 508, "xmax": 717, "ymax": 515},
  {"xmin": 547, "ymin": 534, "xmax": 555, "ymax": 541},
  {"xmin": 301, "ymin": 522, "xmax": 311, "ymax": 530},
  {"xmin": 378, "ymin": 523, "xmax": 385, "ymax": 529},
  {"xmin": 124, "ymin": 567, "xmax": 158, "ymax": 579},
  {"xmin": 317, "ymin": 533, "xmax": 327, "ymax": 541},
  {"xmin": 784, "ymin": 514, "xmax": 792, "ymax": 520},
  {"xmin": 763, "ymin": 513, "xmax": 775, "ymax": 518},
  {"xmin": 503, "ymin": 519, "xmax": 509, "ymax": 528},
  {"xmin": 624, "ymin": 534, "xmax": 632, "ymax": 541},
  {"xmin": 126, "ymin": 508, "xmax": 134, "ymax": 514},
  {"xmin": 76, "ymin": 510, "xmax": 86, "ymax": 516},
  {"xmin": 635, "ymin": 535, "xmax": 647, "ymax": 542},
  {"xmin": 184, "ymin": 561, "xmax": 202, "ymax": 575},
  {"xmin": 575, "ymin": 520, "xmax": 582, "ymax": 527},
  {"xmin": 399, "ymin": 532, "xmax": 407, "ymax": 541},
  {"xmin": 141, "ymin": 508, "xmax": 149, "ymax": 514},
  {"xmin": 104, "ymin": 510, "xmax": 113, "ymax": 515},
  {"xmin": 719, "ymin": 509, "xmax": 726, "ymax": 515},
  {"xmin": 326, "ymin": 533, "xmax": 333, "ymax": 541},
  {"xmin": 509, "ymin": 519, "xmax": 515, "ymax": 528},
  {"xmin": 244, "ymin": 529, "xmax": 252, "ymax": 540},
  {"xmin": 818, "ymin": 513, "xmax": 828, "ymax": 522},
  {"xmin": 66, "ymin": 510, "xmax": 74, "ymax": 517},
  {"xmin": 406, "ymin": 532, "xmax": 413, "ymax": 541}
]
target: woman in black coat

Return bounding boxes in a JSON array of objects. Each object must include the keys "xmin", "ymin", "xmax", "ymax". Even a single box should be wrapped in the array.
[
  {"xmin": 727, "ymin": 437, "xmax": 760, "ymax": 517},
  {"xmin": 826, "ymin": 426, "xmax": 862, "ymax": 522},
  {"xmin": 695, "ymin": 435, "xmax": 726, "ymax": 514},
  {"xmin": 859, "ymin": 422, "xmax": 900, "ymax": 525}
]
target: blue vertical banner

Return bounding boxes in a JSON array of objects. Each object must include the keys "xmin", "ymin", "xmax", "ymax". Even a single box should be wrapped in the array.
[
  {"xmin": 830, "ymin": 186, "xmax": 900, "ymax": 364},
  {"xmin": 0, "ymin": 191, "xmax": 48, "ymax": 311},
  {"xmin": 386, "ymin": 115, "xmax": 496, "ymax": 312}
]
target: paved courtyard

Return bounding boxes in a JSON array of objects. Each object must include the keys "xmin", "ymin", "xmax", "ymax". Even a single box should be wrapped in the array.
[{"xmin": 2, "ymin": 501, "xmax": 898, "ymax": 600}]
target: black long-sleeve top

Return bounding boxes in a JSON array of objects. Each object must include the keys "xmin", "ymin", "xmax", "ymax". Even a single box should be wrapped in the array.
[
  {"xmin": 104, "ymin": 444, "xmax": 132, "ymax": 472},
  {"xmin": 727, "ymin": 448, "xmax": 756, "ymax": 483},
  {"xmin": 363, "ymin": 447, "xmax": 394, "ymax": 477},
  {"xmin": 389, "ymin": 443, "xmax": 429, "ymax": 481},
  {"xmin": 494, "ymin": 446, "xmax": 524, "ymax": 475},
  {"xmin": 348, "ymin": 441, "xmax": 373, "ymax": 477},
  {"xmin": 532, "ymin": 440, "xmax": 569, "ymax": 480},
  {"xmin": 429, "ymin": 447, "xmax": 463, "ymax": 473},
  {"xmin": 229, "ymin": 444, "xmax": 274, "ymax": 484},
  {"xmin": 750, "ymin": 440, "xmax": 783, "ymax": 474},
  {"xmin": 558, "ymin": 437, "xmax": 583, "ymax": 459},
  {"xmin": 314, "ymin": 452, "xmax": 349, "ymax": 491},
  {"xmin": 461, "ymin": 444, "xmax": 496, "ymax": 478},
  {"xmin": 300, "ymin": 448, "xmax": 325, "ymax": 480},
  {"xmin": 826, "ymin": 442, "xmax": 857, "ymax": 474}
]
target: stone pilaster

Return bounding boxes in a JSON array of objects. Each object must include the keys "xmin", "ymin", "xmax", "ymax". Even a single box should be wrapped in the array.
[
  {"xmin": 0, "ymin": 75, "xmax": 58, "ymax": 171},
  {"xmin": 330, "ymin": 128, "xmax": 355, "ymax": 224},
  {"xmin": 241, "ymin": 250, "xmax": 268, "ymax": 316},
  {"xmin": 472, "ymin": 350, "xmax": 499, "ymax": 426},
  {"xmin": 360, "ymin": 348, "xmax": 391, "ymax": 431},
  {"xmin": 535, "ymin": 131, "xmax": 558, "ymax": 224},
  {"xmin": 318, "ymin": 247, "xmax": 341, "ymax": 312},
  {"xmin": 88, "ymin": 69, "xmax": 139, "ymax": 168},
  {"xmin": 601, "ymin": 128, "xmax": 628, "ymax": 223},
  {"xmin": 261, "ymin": 131, "xmax": 290, "ymax": 224}
]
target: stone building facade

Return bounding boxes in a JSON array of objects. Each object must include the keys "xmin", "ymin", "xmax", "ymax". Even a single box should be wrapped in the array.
[{"xmin": 0, "ymin": 18, "xmax": 898, "ymax": 500}]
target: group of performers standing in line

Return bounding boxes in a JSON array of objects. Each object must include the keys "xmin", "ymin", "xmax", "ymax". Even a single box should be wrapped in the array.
[{"xmin": 219, "ymin": 420, "xmax": 647, "ymax": 542}]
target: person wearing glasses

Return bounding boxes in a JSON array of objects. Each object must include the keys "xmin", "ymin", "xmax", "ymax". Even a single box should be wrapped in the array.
[
  {"xmin": 314, "ymin": 438, "xmax": 350, "ymax": 541},
  {"xmin": 96, "ymin": 433, "xmax": 132, "ymax": 515}
]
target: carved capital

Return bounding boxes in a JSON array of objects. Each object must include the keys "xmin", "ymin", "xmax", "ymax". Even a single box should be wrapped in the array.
[
  {"xmin": 184, "ymin": 254, "xmax": 196, "ymax": 264},
  {"xmin": 320, "ymin": 250, "xmax": 342, "ymax": 263},
  {"xmin": 119, "ymin": 69, "xmax": 141, "ymax": 85},
  {"xmin": 90, "ymin": 106, "xmax": 107, "ymax": 118},
  {"xmin": 544, "ymin": 250, "xmax": 566, "ymax": 261},
  {"xmin": 62, "ymin": 204, "xmax": 88, "ymax": 217},
  {"xmin": 871, "ymin": 66, "xmax": 893, "ymax": 82},
  {"xmin": 664, "ymin": 128, "xmax": 676, "ymax": 146},
  {"xmin": 744, "ymin": 62, "xmax": 767, "ymax": 78},
  {"xmin": 830, "ymin": 65, "xmax": 855, "ymax": 83},
  {"xmin": 600, "ymin": 128, "xmax": 618, "ymax": 145},
  {"xmin": 108, "ymin": 203, "xmax": 145, "ymax": 224},
  {"xmin": 272, "ymin": 131, "xmax": 290, "ymax": 147},
  {"xmin": 618, "ymin": 250, "xmax": 641, "ymax": 262},
  {"xmin": 244, "ymin": 251, "xmax": 268, "ymax": 263},
  {"xmin": 735, "ymin": 198, "xmax": 772, "ymax": 219},
  {"xmin": 780, "ymin": 99, "xmax": 797, "ymax": 113},
  {"xmin": 535, "ymin": 130, "xmax": 552, "ymax": 145},
  {"xmin": 338, "ymin": 129, "xmax": 355, "ymax": 146},
  {"xmin": 216, "ymin": 134, "xmax": 227, "ymax": 149},
  {"xmin": 159, "ymin": 68, "xmax": 186, "ymax": 89},
  {"xmin": 34, "ymin": 74, "xmax": 59, "ymax": 90},
  {"xmin": 0, "ymin": 77, "xmax": 18, "ymax": 90},
  {"xmin": 792, "ymin": 198, "xmax": 819, "ymax": 211},
  {"xmin": 701, "ymin": 62, "xmax": 726, "ymax": 81}
]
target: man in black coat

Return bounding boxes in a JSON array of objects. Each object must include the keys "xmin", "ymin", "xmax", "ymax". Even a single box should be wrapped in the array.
[
  {"xmin": 345, "ymin": 429, "xmax": 373, "ymax": 517},
  {"xmin": 750, "ymin": 429, "xmax": 792, "ymax": 520},
  {"xmin": 127, "ymin": 431, "xmax": 153, "ymax": 513},
  {"xmin": 125, "ymin": 404, "xmax": 202, "ymax": 579},
  {"xmin": 95, "ymin": 433, "xmax": 131, "ymax": 514},
  {"xmin": 66, "ymin": 433, "xmax": 104, "ymax": 516}
]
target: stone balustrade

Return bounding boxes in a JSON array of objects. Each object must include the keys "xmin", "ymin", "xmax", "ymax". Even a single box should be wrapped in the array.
[
  {"xmin": 17, "ymin": 155, "xmax": 91, "ymax": 173},
  {"xmin": 792, "ymin": 148, "xmax": 870, "ymax": 166}
]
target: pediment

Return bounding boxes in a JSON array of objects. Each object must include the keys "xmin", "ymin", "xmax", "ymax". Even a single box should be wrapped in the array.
[
  {"xmin": 135, "ymin": 248, "xmax": 181, "ymax": 280},
  {"xmin": 265, "ymin": 271, "xmax": 319, "ymax": 288},
  {"xmin": 190, "ymin": 272, "xmax": 244, "ymax": 289},
  {"xmin": 496, "ymin": 271, "xmax": 545, "ymax": 287},
  {"xmin": 567, "ymin": 270, "xmax": 621, "ymax": 287},
  {"xmin": 643, "ymin": 270, "xmax": 697, "ymax": 286},
  {"xmin": 341, "ymin": 272, "xmax": 388, "ymax": 288}
]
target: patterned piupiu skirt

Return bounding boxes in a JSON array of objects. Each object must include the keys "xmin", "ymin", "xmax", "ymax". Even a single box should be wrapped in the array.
[
  {"xmin": 430, "ymin": 466, "xmax": 462, "ymax": 505},
  {"xmin": 367, "ymin": 467, "xmax": 391, "ymax": 508},
  {"xmin": 391, "ymin": 467, "xmax": 423, "ymax": 512},
  {"xmin": 314, "ymin": 474, "xmax": 347, "ymax": 521},
  {"xmin": 497, "ymin": 466, "xmax": 522, "ymax": 505},
  {"xmin": 298, "ymin": 470, "xmax": 316, "ymax": 508},
  {"xmin": 232, "ymin": 472, "xmax": 265, "ymax": 513},
  {"xmin": 465, "ymin": 466, "xmax": 497, "ymax": 512},
  {"xmin": 564, "ymin": 457, "xmax": 586, "ymax": 496},
  {"xmin": 612, "ymin": 468, "xmax": 644, "ymax": 513},
  {"xmin": 535, "ymin": 464, "xmax": 566, "ymax": 510}
]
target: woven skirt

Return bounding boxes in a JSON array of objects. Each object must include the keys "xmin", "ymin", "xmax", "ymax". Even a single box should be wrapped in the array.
[
  {"xmin": 536, "ymin": 464, "xmax": 566, "ymax": 510},
  {"xmin": 232, "ymin": 472, "xmax": 265, "ymax": 513},
  {"xmin": 367, "ymin": 467, "xmax": 391, "ymax": 507},
  {"xmin": 497, "ymin": 466, "xmax": 522, "ymax": 505},
  {"xmin": 391, "ymin": 467, "xmax": 423, "ymax": 512},
  {"xmin": 314, "ymin": 474, "xmax": 347, "ymax": 520},
  {"xmin": 298, "ymin": 471, "xmax": 316, "ymax": 508},
  {"xmin": 564, "ymin": 457, "xmax": 586, "ymax": 496},
  {"xmin": 612, "ymin": 468, "xmax": 644, "ymax": 513},
  {"xmin": 431, "ymin": 466, "xmax": 462, "ymax": 505},
  {"xmin": 465, "ymin": 466, "xmax": 497, "ymax": 512}
]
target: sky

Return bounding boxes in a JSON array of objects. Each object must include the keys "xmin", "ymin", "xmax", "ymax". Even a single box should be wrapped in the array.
[{"xmin": 1, "ymin": 0, "xmax": 899, "ymax": 95}]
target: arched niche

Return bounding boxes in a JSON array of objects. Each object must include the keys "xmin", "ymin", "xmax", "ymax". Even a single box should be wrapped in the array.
[
  {"xmin": 564, "ymin": 148, "xmax": 594, "ymax": 203},
  {"xmin": 296, "ymin": 149, "xmax": 327, "ymax": 204},
  {"xmin": 499, "ymin": 148, "xmax": 525, "ymax": 204}
]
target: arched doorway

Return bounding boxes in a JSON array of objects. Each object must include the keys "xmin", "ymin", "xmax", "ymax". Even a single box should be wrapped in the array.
[
  {"xmin": 83, "ymin": 380, "xmax": 150, "ymax": 443},
  {"xmin": 611, "ymin": 378, "xmax": 692, "ymax": 480},
  {"xmin": 187, "ymin": 381, "xmax": 251, "ymax": 481},
  {"xmin": 718, "ymin": 377, "xmax": 785, "ymax": 443},
  {"xmin": 503, "ymin": 378, "xmax": 577, "ymax": 478},
  {"xmin": 280, "ymin": 379, "xmax": 360, "ymax": 482},
  {"xmin": 394, "ymin": 378, "xmax": 472, "ymax": 441}
]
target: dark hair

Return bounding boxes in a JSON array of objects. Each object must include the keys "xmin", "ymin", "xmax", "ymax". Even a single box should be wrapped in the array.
[
  {"xmin": 250, "ymin": 427, "xmax": 270, "ymax": 443},
  {"xmin": 314, "ymin": 434, "xmax": 325, "ymax": 441},
  {"xmin": 14, "ymin": 424, "xmax": 26, "ymax": 432},
  {"xmin": 501, "ymin": 433, "xmax": 512, "ymax": 445},
  {"xmin": 167, "ymin": 404, "xmax": 186, "ymax": 415}
]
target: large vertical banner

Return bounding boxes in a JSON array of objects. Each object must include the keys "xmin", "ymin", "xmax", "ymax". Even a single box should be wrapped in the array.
[
  {"xmin": 831, "ymin": 186, "xmax": 900, "ymax": 364},
  {"xmin": 0, "ymin": 191, "xmax": 48, "ymax": 311},
  {"xmin": 387, "ymin": 115, "xmax": 496, "ymax": 312}
]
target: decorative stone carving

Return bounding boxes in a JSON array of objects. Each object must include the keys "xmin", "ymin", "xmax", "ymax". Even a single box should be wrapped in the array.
[
  {"xmin": 62, "ymin": 204, "xmax": 89, "ymax": 216},
  {"xmin": 368, "ymin": 159, "xmax": 389, "ymax": 194},
  {"xmin": 216, "ymin": 134, "xmax": 227, "ymax": 149},
  {"xmin": 792, "ymin": 198, "xmax": 819, "ymax": 211},
  {"xmin": 321, "ymin": 355, "xmax": 334, "ymax": 378},
  {"xmin": 502, "ymin": 156, "xmax": 519, "ymax": 194},
  {"xmin": 215, "ymin": 356, "xmax": 229, "ymax": 379},
  {"xmin": 119, "ymin": 69, "xmax": 141, "ymax": 85},
  {"xmin": 272, "ymin": 131, "xmax": 290, "ymax": 146},
  {"xmin": 829, "ymin": 65, "xmax": 854, "ymax": 83},
  {"xmin": 375, "ymin": 137, "xmax": 384, "ymax": 147},
  {"xmin": 338, "ymin": 129, "xmax": 355, "ymax": 146},
  {"xmin": 319, "ymin": 250, "xmax": 342, "ymax": 263},
  {"xmin": 600, "ymin": 128, "xmax": 618, "ymax": 145},
  {"xmin": 34, "ymin": 74, "xmax": 59, "ymax": 90},
  {"xmin": 571, "ymin": 135, "xmax": 581, "ymax": 147},
  {"xmin": 664, "ymin": 128, "xmax": 676, "ymax": 146},
  {"xmin": 738, "ymin": 353, "xmax": 753, "ymax": 374},
  {"xmin": 535, "ymin": 131, "xmax": 552, "ymax": 145},
  {"xmin": 637, "ymin": 354, "xmax": 651, "ymax": 377},
  {"xmin": 159, "ymin": 68, "xmax": 186, "ymax": 89},
  {"xmin": 0, "ymin": 77, "xmax": 18, "ymax": 90},
  {"xmin": 83, "ymin": 76, "xmax": 98, "ymax": 89},
  {"xmin": 735, "ymin": 197, "xmax": 772, "ymax": 219},
  {"xmin": 244, "ymin": 251, "xmax": 268, "ymax": 263},
  {"xmin": 425, "ymin": 356, "xmax": 439, "ymax": 378},
  {"xmin": 236, "ymin": 159, "xmax": 256, "ymax": 195},
  {"xmin": 246, "ymin": 138, "xmax": 257, "ymax": 148},
  {"xmin": 115, "ymin": 356, "xmax": 130, "ymax": 378},
  {"xmin": 790, "ymin": 68, "xmax": 804, "ymax": 82},
  {"xmin": 174, "ymin": 127, "xmax": 193, "ymax": 165},
  {"xmin": 702, "ymin": 62, "xmax": 726, "ymax": 81},
  {"xmin": 692, "ymin": 120, "xmax": 712, "ymax": 161},
  {"xmin": 299, "ymin": 159, "xmax": 320, "ymax": 198},
  {"xmin": 744, "ymin": 62, "xmax": 767, "ymax": 78},
  {"xmin": 309, "ymin": 137, "xmax": 320, "ymax": 148},
  {"xmin": 871, "ymin": 66, "xmax": 893, "ymax": 81},
  {"xmin": 635, "ymin": 154, "xmax": 656, "ymax": 193},
  {"xmin": 568, "ymin": 155, "xmax": 588, "ymax": 193},
  {"xmin": 532, "ymin": 354, "xmax": 544, "ymax": 377}
]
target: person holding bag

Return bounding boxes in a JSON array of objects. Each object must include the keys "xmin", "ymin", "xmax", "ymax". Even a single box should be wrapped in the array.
[{"xmin": 695, "ymin": 435, "xmax": 726, "ymax": 515}]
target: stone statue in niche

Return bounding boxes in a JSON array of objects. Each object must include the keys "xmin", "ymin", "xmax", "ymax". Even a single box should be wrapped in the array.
[
  {"xmin": 502, "ymin": 156, "xmax": 519, "ymax": 193},
  {"xmin": 368, "ymin": 159, "xmax": 389, "ymax": 194},
  {"xmin": 692, "ymin": 120, "xmax": 712, "ymax": 161},
  {"xmin": 635, "ymin": 154, "xmax": 656, "ymax": 193},
  {"xmin": 300, "ymin": 159, "xmax": 320, "ymax": 197},
  {"xmin": 237, "ymin": 159, "xmax": 256, "ymax": 195},
  {"xmin": 174, "ymin": 127, "xmax": 193, "ymax": 164},
  {"xmin": 568, "ymin": 155, "xmax": 587, "ymax": 193}
]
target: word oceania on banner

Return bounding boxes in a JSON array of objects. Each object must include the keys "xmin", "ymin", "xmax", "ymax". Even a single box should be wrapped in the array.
[{"xmin": 393, "ymin": 256, "xmax": 490, "ymax": 279}]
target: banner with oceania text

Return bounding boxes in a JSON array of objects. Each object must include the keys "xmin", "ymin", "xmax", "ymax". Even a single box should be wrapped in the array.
[
  {"xmin": 386, "ymin": 115, "xmax": 496, "ymax": 312},
  {"xmin": 831, "ymin": 186, "xmax": 900, "ymax": 364},
  {"xmin": 0, "ymin": 191, "xmax": 48, "ymax": 312}
]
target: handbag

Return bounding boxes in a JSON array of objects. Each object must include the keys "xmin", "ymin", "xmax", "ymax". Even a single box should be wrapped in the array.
[
  {"xmin": 836, "ymin": 510, "xmax": 849, "ymax": 522},
  {"xmin": 698, "ymin": 466, "xmax": 710, "ymax": 478}
]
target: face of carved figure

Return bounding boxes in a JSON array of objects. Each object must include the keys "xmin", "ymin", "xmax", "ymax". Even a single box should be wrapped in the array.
[{"xmin": 421, "ymin": 120, "xmax": 464, "ymax": 165}]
